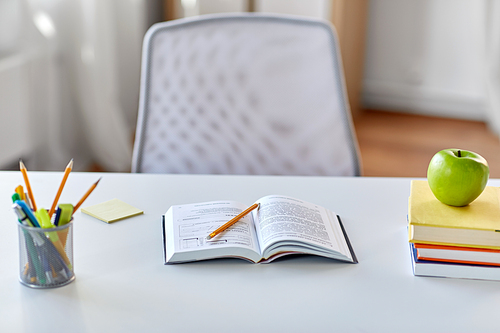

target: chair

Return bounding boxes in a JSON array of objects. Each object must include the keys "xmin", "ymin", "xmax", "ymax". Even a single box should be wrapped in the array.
[{"xmin": 132, "ymin": 13, "xmax": 362, "ymax": 176}]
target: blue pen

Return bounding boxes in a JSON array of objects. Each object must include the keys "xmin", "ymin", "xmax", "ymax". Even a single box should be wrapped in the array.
[
  {"xmin": 14, "ymin": 200, "xmax": 40, "ymax": 228},
  {"xmin": 12, "ymin": 204, "xmax": 31, "ymax": 226},
  {"xmin": 54, "ymin": 207, "xmax": 62, "ymax": 226}
]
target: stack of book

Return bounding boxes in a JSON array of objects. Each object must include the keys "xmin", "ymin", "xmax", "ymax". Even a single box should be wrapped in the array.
[{"xmin": 408, "ymin": 180, "xmax": 500, "ymax": 281}]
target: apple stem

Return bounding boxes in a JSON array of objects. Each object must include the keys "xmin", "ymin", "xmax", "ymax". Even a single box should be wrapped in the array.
[{"xmin": 458, "ymin": 150, "xmax": 461, "ymax": 157}]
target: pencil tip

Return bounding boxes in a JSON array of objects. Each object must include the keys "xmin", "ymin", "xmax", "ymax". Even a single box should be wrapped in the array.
[
  {"xmin": 96, "ymin": 177, "xmax": 102, "ymax": 184},
  {"xmin": 67, "ymin": 159, "xmax": 74, "ymax": 168},
  {"xmin": 19, "ymin": 160, "xmax": 25, "ymax": 169}
]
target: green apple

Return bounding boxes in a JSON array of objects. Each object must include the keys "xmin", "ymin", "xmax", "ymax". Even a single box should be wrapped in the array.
[{"xmin": 427, "ymin": 149, "xmax": 489, "ymax": 206}]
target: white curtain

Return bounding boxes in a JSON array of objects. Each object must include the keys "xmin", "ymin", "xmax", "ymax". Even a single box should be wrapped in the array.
[
  {"xmin": 485, "ymin": 0, "xmax": 500, "ymax": 136},
  {"xmin": 19, "ymin": 0, "xmax": 147, "ymax": 171},
  {"xmin": 73, "ymin": 0, "xmax": 134, "ymax": 171}
]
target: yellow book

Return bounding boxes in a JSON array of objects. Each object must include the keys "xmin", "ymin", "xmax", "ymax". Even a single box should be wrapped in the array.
[{"xmin": 408, "ymin": 180, "xmax": 500, "ymax": 249}]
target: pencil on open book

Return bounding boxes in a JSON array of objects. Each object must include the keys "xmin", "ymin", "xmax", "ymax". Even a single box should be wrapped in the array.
[{"xmin": 206, "ymin": 203, "xmax": 259, "ymax": 240}]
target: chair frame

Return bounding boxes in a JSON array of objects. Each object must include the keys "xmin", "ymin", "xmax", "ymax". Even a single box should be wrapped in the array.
[{"xmin": 132, "ymin": 13, "xmax": 361, "ymax": 176}]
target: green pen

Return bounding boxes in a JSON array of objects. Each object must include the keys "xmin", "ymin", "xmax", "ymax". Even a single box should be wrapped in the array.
[{"xmin": 12, "ymin": 193, "xmax": 21, "ymax": 202}]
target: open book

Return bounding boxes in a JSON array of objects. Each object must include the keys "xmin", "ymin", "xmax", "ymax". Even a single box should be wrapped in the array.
[{"xmin": 162, "ymin": 195, "xmax": 357, "ymax": 264}]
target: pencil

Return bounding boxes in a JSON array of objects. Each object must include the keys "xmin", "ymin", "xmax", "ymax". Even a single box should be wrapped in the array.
[
  {"xmin": 206, "ymin": 203, "xmax": 259, "ymax": 240},
  {"xmin": 73, "ymin": 177, "xmax": 102, "ymax": 212},
  {"xmin": 19, "ymin": 160, "xmax": 37, "ymax": 212},
  {"xmin": 15, "ymin": 185, "xmax": 25, "ymax": 201},
  {"xmin": 48, "ymin": 159, "xmax": 73, "ymax": 218}
]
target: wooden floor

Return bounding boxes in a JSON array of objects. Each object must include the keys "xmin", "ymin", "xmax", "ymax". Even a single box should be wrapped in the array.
[{"xmin": 353, "ymin": 110, "xmax": 500, "ymax": 178}]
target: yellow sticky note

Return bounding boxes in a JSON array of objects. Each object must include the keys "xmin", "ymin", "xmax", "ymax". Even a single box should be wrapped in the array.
[{"xmin": 81, "ymin": 198, "xmax": 143, "ymax": 223}]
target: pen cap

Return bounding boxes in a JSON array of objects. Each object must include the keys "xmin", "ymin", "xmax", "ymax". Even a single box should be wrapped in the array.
[
  {"xmin": 14, "ymin": 200, "xmax": 40, "ymax": 228},
  {"xmin": 12, "ymin": 193, "xmax": 21, "ymax": 203},
  {"xmin": 16, "ymin": 219, "xmax": 75, "ymax": 289},
  {"xmin": 55, "ymin": 204, "xmax": 74, "ymax": 226}
]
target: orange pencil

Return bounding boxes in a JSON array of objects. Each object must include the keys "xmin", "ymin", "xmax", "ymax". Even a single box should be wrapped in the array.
[
  {"xmin": 48, "ymin": 159, "xmax": 73, "ymax": 218},
  {"xmin": 73, "ymin": 177, "xmax": 102, "ymax": 212},
  {"xmin": 19, "ymin": 160, "xmax": 37, "ymax": 211},
  {"xmin": 206, "ymin": 203, "xmax": 259, "ymax": 240},
  {"xmin": 49, "ymin": 159, "xmax": 73, "ymax": 218}
]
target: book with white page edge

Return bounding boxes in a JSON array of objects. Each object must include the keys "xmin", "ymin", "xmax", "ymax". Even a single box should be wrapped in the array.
[
  {"xmin": 162, "ymin": 195, "xmax": 358, "ymax": 264},
  {"xmin": 410, "ymin": 243, "xmax": 500, "ymax": 281}
]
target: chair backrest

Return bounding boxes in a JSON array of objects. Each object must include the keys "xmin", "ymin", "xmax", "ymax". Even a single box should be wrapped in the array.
[{"xmin": 132, "ymin": 13, "xmax": 361, "ymax": 176}]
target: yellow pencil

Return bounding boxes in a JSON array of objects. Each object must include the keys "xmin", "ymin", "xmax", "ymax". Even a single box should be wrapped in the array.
[
  {"xmin": 19, "ymin": 160, "xmax": 37, "ymax": 212},
  {"xmin": 206, "ymin": 203, "xmax": 259, "ymax": 240},
  {"xmin": 15, "ymin": 185, "xmax": 25, "ymax": 201},
  {"xmin": 73, "ymin": 177, "xmax": 102, "ymax": 212},
  {"xmin": 48, "ymin": 159, "xmax": 73, "ymax": 218}
]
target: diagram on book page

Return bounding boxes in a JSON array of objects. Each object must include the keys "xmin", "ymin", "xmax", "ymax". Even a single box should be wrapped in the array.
[
  {"xmin": 179, "ymin": 221, "xmax": 252, "ymax": 249},
  {"xmin": 172, "ymin": 201, "xmax": 258, "ymax": 251}
]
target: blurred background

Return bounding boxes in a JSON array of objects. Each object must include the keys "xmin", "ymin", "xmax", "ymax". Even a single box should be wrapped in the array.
[{"xmin": 1, "ymin": 0, "xmax": 499, "ymax": 177}]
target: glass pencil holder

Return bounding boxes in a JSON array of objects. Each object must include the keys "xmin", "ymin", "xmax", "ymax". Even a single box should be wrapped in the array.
[{"xmin": 17, "ymin": 220, "xmax": 75, "ymax": 288}]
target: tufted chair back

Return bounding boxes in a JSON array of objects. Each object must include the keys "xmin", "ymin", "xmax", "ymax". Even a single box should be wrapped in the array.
[{"xmin": 132, "ymin": 13, "xmax": 361, "ymax": 176}]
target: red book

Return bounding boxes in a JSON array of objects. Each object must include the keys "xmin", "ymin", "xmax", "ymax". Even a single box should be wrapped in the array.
[{"xmin": 415, "ymin": 243, "xmax": 500, "ymax": 267}]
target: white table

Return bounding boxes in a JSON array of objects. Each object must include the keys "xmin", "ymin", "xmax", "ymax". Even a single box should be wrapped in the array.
[{"xmin": 1, "ymin": 172, "xmax": 499, "ymax": 332}]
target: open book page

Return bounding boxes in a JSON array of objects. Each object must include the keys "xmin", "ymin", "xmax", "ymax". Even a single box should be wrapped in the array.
[
  {"xmin": 164, "ymin": 201, "xmax": 262, "ymax": 263},
  {"xmin": 252, "ymin": 195, "xmax": 354, "ymax": 262}
]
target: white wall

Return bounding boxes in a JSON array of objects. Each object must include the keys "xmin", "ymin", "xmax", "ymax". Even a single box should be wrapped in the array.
[
  {"xmin": 180, "ymin": 0, "xmax": 248, "ymax": 17},
  {"xmin": 183, "ymin": 0, "xmax": 332, "ymax": 21},
  {"xmin": 255, "ymin": 0, "xmax": 331, "ymax": 20},
  {"xmin": 363, "ymin": 0, "xmax": 487, "ymax": 120}
]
